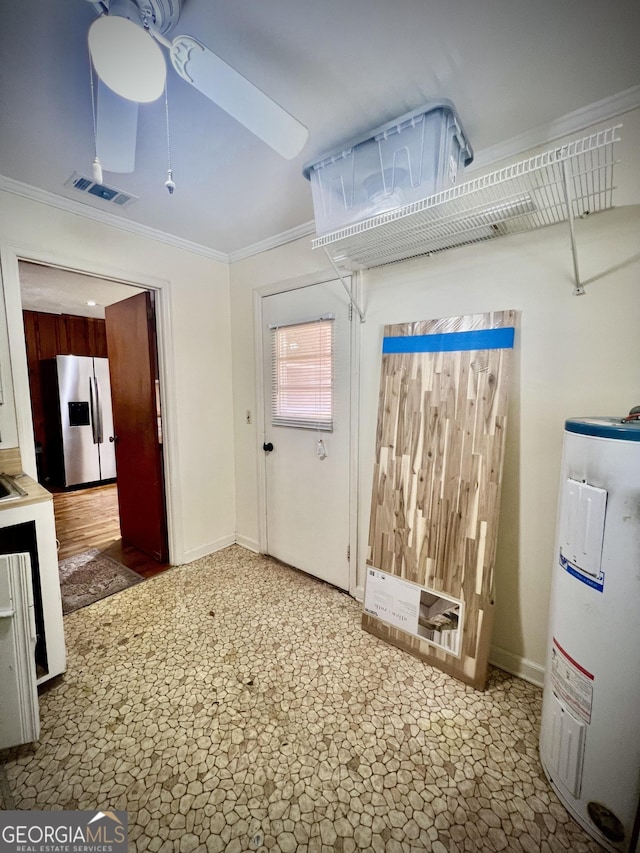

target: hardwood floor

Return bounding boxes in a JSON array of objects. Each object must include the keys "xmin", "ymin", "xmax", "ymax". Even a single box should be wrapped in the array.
[
  {"xmin": 100, "ymin": 539, "xmax": 171, "ymax": 580},
  {"xmin": 52, "ymin": 483, "xmax": 170, "ymax": 579},
  {"xmin": 53, "ymin": 483, "xmax": 120, "ymax": 559}
]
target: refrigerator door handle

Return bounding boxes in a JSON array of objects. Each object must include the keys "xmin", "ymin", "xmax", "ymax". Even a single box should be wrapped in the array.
[
  {"xmin": 89, "ymin": 377, "xmax": 99, "ymax": 444},
  {"xmin": 94, "ymin": 373, "xmax": 104, "ymax": 444}
]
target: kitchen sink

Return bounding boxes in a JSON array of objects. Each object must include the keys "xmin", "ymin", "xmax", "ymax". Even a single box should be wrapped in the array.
[{"xmin": 0, "ymin": 473, "xmax": 28, "ymax": 502}]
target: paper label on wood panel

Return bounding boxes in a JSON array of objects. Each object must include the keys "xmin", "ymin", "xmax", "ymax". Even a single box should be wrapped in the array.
[
  {"xmin": 550, "ymin": 637, "xmax": 594, "ymax": 724},
  {"xmin": 364, "ymin": 568, "xmax": 463, "ymax": 657}
]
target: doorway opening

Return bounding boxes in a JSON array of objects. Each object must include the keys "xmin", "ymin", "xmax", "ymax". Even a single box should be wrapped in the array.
[{"xmin": 18, "ymin": 260, "xmax": 170, "ymax": 580}]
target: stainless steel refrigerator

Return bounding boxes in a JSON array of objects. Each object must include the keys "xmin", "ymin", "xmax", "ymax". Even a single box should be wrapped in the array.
[{"xmin": 43, "ymin": 355, "xmax": 117, "ymax": 487}]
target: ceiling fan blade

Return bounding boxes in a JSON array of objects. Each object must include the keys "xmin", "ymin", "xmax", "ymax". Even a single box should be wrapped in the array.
[
  {"xmin": 96, "ymin": 79, "xmax": 138, "ymax": 172},
  {"xmin": 169, "ymin": 35, "xmax": 308, "ymax": 160}
]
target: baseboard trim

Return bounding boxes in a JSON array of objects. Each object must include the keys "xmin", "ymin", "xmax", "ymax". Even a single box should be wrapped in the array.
[
  {"xmin": 235, "ymin": 535, "xmax": 260, "ymax": 553},
  {"xmin": 489, "ymin": 645, "xmax": 545, "ymax": 688},
  {"xmin": 182, "ymin": 534, "xmax": 236, "ymax": 564}
]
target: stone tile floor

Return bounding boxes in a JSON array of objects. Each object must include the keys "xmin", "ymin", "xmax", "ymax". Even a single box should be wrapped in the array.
[{"xmin": 1, "ymin": 546, "xmax": 603, "ymax": 852}]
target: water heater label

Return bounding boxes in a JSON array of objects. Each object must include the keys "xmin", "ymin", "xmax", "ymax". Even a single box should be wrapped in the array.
[
  {"xmin": 551, "ymin": 637, "xmax": 594, "ymax": 724},
  {"xmin": 559, "ymin": 550, "xmax": 605, "ymax": 592}
]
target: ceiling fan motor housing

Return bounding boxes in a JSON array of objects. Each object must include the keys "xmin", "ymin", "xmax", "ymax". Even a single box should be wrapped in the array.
[{"xmin": 134, "ymin": 0, "xmax": 182, "ymax": 34}]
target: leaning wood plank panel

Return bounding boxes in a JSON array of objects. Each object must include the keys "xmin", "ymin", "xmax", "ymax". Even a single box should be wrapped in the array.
[{"xmin": 363, "ymin": 311, "xmax": 516, "ymax": 690}]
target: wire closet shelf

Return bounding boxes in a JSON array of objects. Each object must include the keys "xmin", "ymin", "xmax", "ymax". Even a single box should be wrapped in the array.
[{"xmin": 312, "ymin": 125, "xmax": 621, "ymax": 271}]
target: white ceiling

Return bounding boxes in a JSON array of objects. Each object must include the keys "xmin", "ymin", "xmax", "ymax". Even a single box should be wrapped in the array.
[
  {"xmin": 1, "ymin": 0, "xmax": 639, "ymax": 258},
  {"xmin": 18, "ymin": 261, "xmax": 144, "ymax": 319}
]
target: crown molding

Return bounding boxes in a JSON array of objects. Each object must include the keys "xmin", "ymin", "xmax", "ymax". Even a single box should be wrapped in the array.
[
  {"xmin": 227, "ymin": 220, "xmax": 317, "ymax": 263},
  {"xmin": 0, "ymin": 175, "xmax": 229, "ymax": 264},
  {"xmin": 468, "ymin": 84, "xmax": 640, "ymax": 171}
]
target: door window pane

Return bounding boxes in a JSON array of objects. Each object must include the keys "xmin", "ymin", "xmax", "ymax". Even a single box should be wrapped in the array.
[{"xmin": 271, "ymin": 318, "xmax": 334, "ymax": 430}]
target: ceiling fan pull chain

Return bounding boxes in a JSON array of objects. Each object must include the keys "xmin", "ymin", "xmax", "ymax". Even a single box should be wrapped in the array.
[
  {"xmin": 164, "ymin": 81, "xmax": 175, "ymax": 195},
  {"xmin": 88, "ymin": 51, "xmax": 103, "ymax": 185}
]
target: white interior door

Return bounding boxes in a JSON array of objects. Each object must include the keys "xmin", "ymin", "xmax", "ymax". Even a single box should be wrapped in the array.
[{"xmin": 262, "ymin": 279, "xmax": 352, "ymax": 590}]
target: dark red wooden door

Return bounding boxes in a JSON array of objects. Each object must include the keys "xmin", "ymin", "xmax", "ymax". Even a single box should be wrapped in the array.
[{"xmin": 105, "ymin": 291, "xmax": 168, "ymax": 561}]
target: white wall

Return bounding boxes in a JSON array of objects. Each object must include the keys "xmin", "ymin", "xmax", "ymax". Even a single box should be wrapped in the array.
[
  {"xmin": 230, "ymin": 112, "xmax": 640, "ymax": 684},
  {"xmin": 0, "ymin": 191, "xmax": 236, "ymax": 564}
]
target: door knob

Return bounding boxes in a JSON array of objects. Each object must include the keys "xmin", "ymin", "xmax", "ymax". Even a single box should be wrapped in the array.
[
  {"xmin": 263, "ymin": 442, "xmax": 274, "ymax": 452},
  {"xmin": 109, "ymin": 435, "xmax": 118, "ymax": 443}
]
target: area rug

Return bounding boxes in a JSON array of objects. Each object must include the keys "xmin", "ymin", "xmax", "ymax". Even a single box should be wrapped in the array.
[{"xmin": 58, "ymin": 549, "xmax": 144, "ymax": 615}]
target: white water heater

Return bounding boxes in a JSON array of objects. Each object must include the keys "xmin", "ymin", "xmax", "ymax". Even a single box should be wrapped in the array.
[{"xmin": 540, "ymin": 416, "xmax": 640, "ymax": 852}]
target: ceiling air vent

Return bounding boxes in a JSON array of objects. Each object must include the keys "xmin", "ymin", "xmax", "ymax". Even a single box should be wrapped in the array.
[{"xmin": 64, "ymin": 172, "xmax": 138, "ymax": 207}]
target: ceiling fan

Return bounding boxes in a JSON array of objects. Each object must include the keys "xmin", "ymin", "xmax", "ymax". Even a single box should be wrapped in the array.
[{"xmin": 85, "ymin": 0, "xmax": 309, "ymax": 184}]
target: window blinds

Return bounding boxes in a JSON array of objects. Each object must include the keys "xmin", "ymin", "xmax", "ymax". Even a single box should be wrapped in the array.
[{"xmin": 271, "ymin": 316, "xmax": 334, "ymax": 430}]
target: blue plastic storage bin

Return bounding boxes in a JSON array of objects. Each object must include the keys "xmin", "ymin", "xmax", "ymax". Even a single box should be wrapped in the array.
[{"xmin": 303, "ymin": 99, "xmax": 473, "ymax": 235}]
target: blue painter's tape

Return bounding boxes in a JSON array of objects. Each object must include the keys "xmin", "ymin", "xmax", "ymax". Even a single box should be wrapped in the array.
[
  {"xmin": 382, "ymin": 327, "xmax": 515, "ymax": 354},
  {"xmin": 559, "ymin": 551, "xmax": 604, "ymax": 592}
]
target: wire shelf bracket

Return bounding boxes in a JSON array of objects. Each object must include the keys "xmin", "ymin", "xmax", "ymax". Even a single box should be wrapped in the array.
[
  {"xmin": 312, "ymin": 125, "xmax": 622, "ymax": 296},
  {"xmin": 323, "ymin": 248, "xmax": 366, "ymax": 322}
]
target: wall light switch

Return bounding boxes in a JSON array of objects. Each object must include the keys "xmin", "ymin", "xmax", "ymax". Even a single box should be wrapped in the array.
[{"xmin": 245, "ymin": 410, "xmax": 252, "ymax": 424}]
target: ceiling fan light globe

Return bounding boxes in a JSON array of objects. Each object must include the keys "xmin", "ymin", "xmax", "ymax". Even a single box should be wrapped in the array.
[{"xmin": 88, "ymin": 15, "xmax": 166, "ymax": 103}]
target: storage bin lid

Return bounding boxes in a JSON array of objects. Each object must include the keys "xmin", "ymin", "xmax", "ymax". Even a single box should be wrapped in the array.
[
  {"xmin": 565, "ymin": 417, "xmax": 640, "ymax": 441},
  {"xmin": 303, "ymin": 98, "xmax": 473, "ymax": 179}
]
